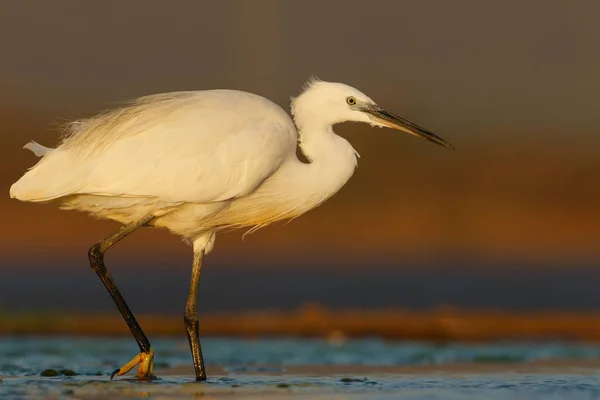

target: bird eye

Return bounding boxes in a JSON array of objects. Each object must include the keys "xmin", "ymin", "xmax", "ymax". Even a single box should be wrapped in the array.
[{"xmin": 346, "ymin": 97, "xmax": 357, "ymax": 106}]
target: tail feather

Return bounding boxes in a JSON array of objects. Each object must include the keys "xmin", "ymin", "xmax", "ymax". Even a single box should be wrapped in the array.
[
  {"xmin": 10, "ymin": 142, "xmax": 82, "ymax": 202},
  {"xmin": 23, "ymin": 141, "xmax": 52, "ymax": 157}
]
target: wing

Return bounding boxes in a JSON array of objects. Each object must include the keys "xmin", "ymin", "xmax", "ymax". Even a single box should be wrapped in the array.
[{"xmin": 11, "ymin": 90, "xmax": 297, "ymax": 204}]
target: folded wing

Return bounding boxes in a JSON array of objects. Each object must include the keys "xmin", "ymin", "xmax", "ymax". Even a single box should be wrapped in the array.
[{"xmin": 10, "ymin": 90, "xmax": 297, "ymax": 204}]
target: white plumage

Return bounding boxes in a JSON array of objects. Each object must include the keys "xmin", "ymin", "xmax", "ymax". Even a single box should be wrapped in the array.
[
  {"xmin": 11, "ymin": 81, "xmax": 360, "ymax": 248},
  {"xmin": 9, "ymin": 78, "xmax": 453, "ymax": 381},
  {"xmin": 10, "ymin": 78, "xmax": 455, "ymax": 250}
]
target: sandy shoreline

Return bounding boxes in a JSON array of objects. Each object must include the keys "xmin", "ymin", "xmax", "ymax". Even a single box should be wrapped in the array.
[
  {"xmin": 4, "ymin": 359, "xmax": 600, "ymax": 399},
  {"xmin": 155, "ymin": 358, "xmax": 600, "ymax": 378}
]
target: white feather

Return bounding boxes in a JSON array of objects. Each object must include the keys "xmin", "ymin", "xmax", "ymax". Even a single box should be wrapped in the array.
[
  {"xmin": 10, "ymin": 80, "xmax": 387, "ymax": 248},
  {"xmin": 23, "ymin": 141, "xmax": 52, "ymax": 157}
]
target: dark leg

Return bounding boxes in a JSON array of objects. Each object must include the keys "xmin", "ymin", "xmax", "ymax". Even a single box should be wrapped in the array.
[
  {"xmin": 87, "ymin": 214, "xmax": 156, "ymax": 380},
  {"xmin": 184, "ymin": 250, "xmax": 207, "ymax": 381}
]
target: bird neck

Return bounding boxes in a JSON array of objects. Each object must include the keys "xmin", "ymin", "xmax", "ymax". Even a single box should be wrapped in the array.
[
  {"xmin": 297, "ymin": 123, "xmax": 357, "ymax": 164},
  {"xmin": 295, "ymin": 123, "xmax": 359, "ymax": 195}
]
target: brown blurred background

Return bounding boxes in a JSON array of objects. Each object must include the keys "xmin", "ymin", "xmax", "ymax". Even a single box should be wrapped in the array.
[{"xmin": 1, "ymin": 1, "xmax": 600, "ymax": 316}]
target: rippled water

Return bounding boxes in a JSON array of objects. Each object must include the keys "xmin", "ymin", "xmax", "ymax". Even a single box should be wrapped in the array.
[{"xmin": 2, "ymin": 337, "xmax": 600, "ymax": 399}]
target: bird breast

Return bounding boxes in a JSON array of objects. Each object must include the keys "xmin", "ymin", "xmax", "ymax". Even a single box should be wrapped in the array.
[{"xmin": 204, "ymin": 135, "xmax": 359, "ymax": 233}]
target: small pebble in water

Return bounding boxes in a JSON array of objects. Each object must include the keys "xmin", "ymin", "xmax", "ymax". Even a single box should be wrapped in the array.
[
  {"xmin": 59, "ymin": 369, "xmax": 78, "ymax": 376},
  {"xmin": 40, "ymin": 369, "xmax": 59, "ymax": 377},
  {"xmin": 340, "ymin": 377, "xmax": 368, "ymax": 383}
]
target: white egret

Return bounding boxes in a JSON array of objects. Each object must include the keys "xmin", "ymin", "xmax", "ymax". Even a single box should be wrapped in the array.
[{"xmin": 9, "ymin": 79, "xmax": 453, "ymax": 381}]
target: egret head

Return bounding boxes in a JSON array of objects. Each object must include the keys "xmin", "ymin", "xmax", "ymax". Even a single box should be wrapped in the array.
[{"xmin": 292, "ymin": 79, "xmax": 454, "ymax": 149}]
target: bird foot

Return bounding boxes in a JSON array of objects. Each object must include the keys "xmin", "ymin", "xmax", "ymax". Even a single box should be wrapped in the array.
[{"xmin": 110, "ymin": 349, "xmax": 157, "ymax": 381}]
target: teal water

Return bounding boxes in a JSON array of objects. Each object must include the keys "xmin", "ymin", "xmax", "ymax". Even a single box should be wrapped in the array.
[
  {"xmin": 3, "ymin": 337, "xmax": 600, "ymax": 374},
  {"xmin": 2, "ymin": 337, "xmax": 600, "ymax": 399}
]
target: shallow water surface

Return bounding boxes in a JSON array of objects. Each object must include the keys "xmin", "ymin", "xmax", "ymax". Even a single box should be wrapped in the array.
[{"xmin": 2, "ymin": 337, "xmax": 600, "ymax": 399}]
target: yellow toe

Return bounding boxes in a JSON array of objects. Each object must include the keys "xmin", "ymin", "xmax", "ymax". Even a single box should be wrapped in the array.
[
  {"xmin": 111, "ymin": 348, "xmax": 156, "ymax": 381},
  {"xmin": 136, "ymin": 349, "xmax": 155, "ymax": 381}
]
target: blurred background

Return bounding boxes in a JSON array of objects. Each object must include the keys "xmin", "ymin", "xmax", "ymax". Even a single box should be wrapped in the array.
[{"xmin": 1, "ymin": 0, "xmax": 600, "ymax": 333}]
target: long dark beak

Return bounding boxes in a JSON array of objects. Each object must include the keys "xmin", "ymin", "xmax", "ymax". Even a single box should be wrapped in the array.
[{"xmin": 363, "ymin": 104, "xmax": 455, "ymax": 150}]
